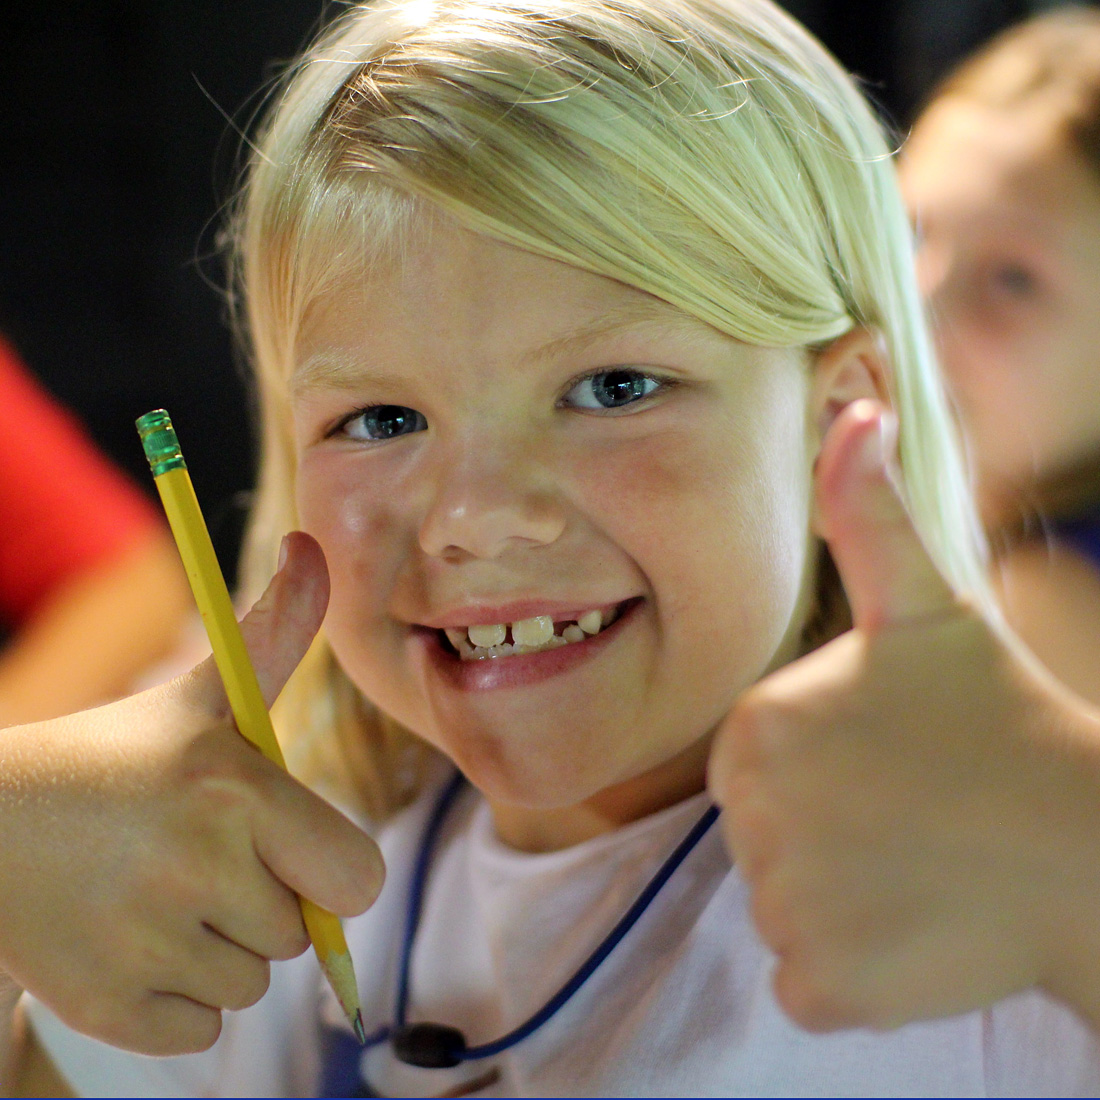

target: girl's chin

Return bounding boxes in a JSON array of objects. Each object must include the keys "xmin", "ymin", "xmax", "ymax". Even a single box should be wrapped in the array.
[
  {"xmin": 441, "ymin": 741, "xmax": 619, "ymax": 809},
  {"xmin": 435, "ymin": 731, "xmax": 710, "ymax": 843}
]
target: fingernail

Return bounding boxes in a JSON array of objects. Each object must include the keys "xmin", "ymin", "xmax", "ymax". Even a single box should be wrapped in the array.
[
  {"xmin": 277, "ymin": 534, "xmax": 289, "ymax": 573},
  {"xmin": 856, "ymin": 403, "xmax": 886, "ymax": 474}
]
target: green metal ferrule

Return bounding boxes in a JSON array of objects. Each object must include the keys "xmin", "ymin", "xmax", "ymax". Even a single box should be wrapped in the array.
[{"xmin": 135, "ymin": 409, "xmax": 187, "ymax": 477}]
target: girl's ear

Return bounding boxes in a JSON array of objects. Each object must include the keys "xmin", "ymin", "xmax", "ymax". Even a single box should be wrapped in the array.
[
  {"xmin": 810, "ymin": 327, "xmax": 891, "ymax": 441},
  {"xmin": 809, "ymin": 327, "xmax": 892, "ymax": 537}
]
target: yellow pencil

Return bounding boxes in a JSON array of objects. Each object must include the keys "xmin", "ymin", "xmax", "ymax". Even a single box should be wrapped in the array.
[{"xmin": 136, "ymin": 409, "xmax": 365, "ymax": 1044}]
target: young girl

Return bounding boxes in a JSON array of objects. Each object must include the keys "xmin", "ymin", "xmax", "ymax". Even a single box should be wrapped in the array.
[
  {"xmin": 901, "ymin": 7, "xmax": 1100, "ymax": 707},
  {"xmin": 16, "ymin": 0, "xmax": 1100, "ymax": 1094}
]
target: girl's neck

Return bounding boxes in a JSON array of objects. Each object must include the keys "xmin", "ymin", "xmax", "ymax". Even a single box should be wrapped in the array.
[{"xmin": 487, "ymin": 735, "xmax": 713, "ymax": 853}]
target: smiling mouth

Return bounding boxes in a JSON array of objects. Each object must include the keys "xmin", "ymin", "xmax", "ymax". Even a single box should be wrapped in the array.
[{"xmin": 437, "ymin": 601, "xmax": 632, "ymax": 661}]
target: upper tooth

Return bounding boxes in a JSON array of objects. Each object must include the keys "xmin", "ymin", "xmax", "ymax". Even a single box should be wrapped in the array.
[
  {"xmin": 578, "ymin": 609, "xmax": 602, "ymax": 635},
  {"xmin": 511, "ymin": 616, "xmax": 554, "ymax": 647},
  {"xmin": 468, "ymin": 623, "xmax": 507, "ymax": 648},
  {"xmin": 444, "ymin": 627, "xmax": 468, "ymax": 650}
]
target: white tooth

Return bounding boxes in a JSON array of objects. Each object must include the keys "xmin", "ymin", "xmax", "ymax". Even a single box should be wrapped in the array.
[
  {"xmin": 444, "ymin": 628, "xmax": 467, "ymax": 650},
  {"xmin": 548, "ymin": 634, "xmax": 567, "ymax": 648},
  {"xmin": 562, "ymin": 624, "xmax": 585, "ymax": 643},
  {"xmin": 500, "ymin": 642, "xmax": 515, "ymax": 655},
  {"xmin": 468, "ymin": 623, "xmax": 506, "ymax": 648},
  {"xmin": 458, "ymin": 638, "xmax": 474, "ymax": 658},
  {"xmin": 511, "ymin": 616, "xmax": 553, "ymax": 646},
  {"xmin": 578, "ymin": 610, "xmax": 602, "ymax": 635}
]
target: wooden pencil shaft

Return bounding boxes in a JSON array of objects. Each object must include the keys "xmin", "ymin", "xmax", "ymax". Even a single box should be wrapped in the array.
[
  {"xmin": 137, "ymin": 410, "xmax": 362, "ymax": 1035},
  {"xmin": 149, "ymin": 466, "xmax": 357, "ymax": 1007},
  {"xmin": 152, "ymin": 467, "xmax": 286, "ymax": 767}
]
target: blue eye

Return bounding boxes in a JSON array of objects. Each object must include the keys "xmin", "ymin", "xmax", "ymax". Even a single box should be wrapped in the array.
[
  {"xmin": 339, "ymin": 405, "xmax": 427, "ymax": 441},
  {"xmin": 563, "ymin": 370, "xmax": 662, "ymax": 410}
]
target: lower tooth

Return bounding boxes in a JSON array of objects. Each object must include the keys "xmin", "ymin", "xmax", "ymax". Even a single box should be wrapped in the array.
[
  {"xmin": 562, "ymin": 624, "xmax": 585, "ymax": 643},
  {"xmin": 462, "ymin": 638, "xmax": 561, "ymax": 661}
]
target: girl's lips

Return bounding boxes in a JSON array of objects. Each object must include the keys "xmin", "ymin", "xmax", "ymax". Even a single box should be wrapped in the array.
[{"xmin": 413, "ymin": 597, "xmax": 642, "ymax": 691}]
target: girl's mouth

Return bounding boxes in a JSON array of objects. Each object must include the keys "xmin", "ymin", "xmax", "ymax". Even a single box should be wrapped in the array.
[
  {"xmin": 415, "ymin": 598, "xmax": 642, "ymax": 692},
  {"xmin": 439, "ymin": 601, "xmax": 629, "ymax": 661}
]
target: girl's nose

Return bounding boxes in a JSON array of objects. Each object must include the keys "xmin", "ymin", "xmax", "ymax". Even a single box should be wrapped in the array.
[{"xmin": 417, "ymin": 441, "xmax": 567, "ymax": 561}]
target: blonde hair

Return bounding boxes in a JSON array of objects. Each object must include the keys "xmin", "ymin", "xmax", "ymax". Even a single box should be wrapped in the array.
[{"xmin": 232, "ymin": 0, "xmax": 989, "ymax": 818}]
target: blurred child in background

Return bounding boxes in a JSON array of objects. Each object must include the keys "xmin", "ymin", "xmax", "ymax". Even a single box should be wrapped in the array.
[{"xmin": 901, "ymin": 6, "xmax": 1100, "ymax": 707}]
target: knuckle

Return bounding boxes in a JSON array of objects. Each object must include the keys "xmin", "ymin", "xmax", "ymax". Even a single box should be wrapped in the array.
[
  {"xmin": 122, "ymin": 996, "xmax": 223, "ymax": 1056},
  {"xmin": 271, "ymin": 911, "xmax": 311, "ymax": 961},
  {"xmin": 728, "ymin": 689, "xmax": 800, "ymax": 769},
  {"xmin": 725, "ymin": 795, "xmax": 779, "ymax": 877},
  {"xmin": 172, "ymin": 1007, "xmax": 225, "ymax": 1055},
  {"xmin": 224, "ymin": 958, "xmax": 272, "ymax": 1011},
  {"xmin": 340, "ymin": 839, "xmax": 387, "ymax": 916},
  {"xmin": 773, "ymin": 944, "xmax": 878, "ymax": 1034},
  {"xmin": 62, "ymin": 988, "xmax": 136, "ymax": 1050},
  {"xmin": 749, "ymin": 878, "xmax": 796, "ymax": 951},
  {"xmin": 773, "ymin": 959, "xmax": 848, "ymax": 1033},
  {"xmin": 182, "ymin": 733, "xmax": 263, "ymax": 801}
]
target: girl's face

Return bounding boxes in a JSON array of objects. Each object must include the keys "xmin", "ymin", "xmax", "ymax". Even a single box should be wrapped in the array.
[
  {"xmin": 292, "ymin": 219, "xmax": 818, "ymax": 849},
  {"xmin": 901, "ymin": 98, "xmax": 1100, "ymax": 522}
]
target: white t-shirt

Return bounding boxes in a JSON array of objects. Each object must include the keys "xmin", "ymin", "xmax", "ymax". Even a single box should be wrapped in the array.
[{"xmin": 26, "ymin": 772, "xmax": 1100, "ymax": 1097}]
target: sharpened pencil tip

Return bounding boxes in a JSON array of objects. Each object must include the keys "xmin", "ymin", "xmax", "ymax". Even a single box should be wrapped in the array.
[{"xmin": 353, "ymin": 1010, "xmax": 367, "ymax": 1045}]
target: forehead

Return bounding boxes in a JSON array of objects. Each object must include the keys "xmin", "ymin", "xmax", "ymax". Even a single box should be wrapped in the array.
[{"xmin": 292, "ymin": 219, "xmax": 724, "ymax": 387}]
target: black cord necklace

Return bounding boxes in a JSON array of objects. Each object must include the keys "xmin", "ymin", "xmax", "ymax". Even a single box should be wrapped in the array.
[{"xmin": 359, "ymin": 770, "xmax": 720, "ymax": 1071}]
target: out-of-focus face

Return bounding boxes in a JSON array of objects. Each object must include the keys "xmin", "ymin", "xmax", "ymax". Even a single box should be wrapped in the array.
[
  {"xmin": 901, "ymin": 97, "xmax": 1100, "ymax": 522},
  {"xmin": 291, "ymin": 218, "xmax": 819, "ymax": 849}
]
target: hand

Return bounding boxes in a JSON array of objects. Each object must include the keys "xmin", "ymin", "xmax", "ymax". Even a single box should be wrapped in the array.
[
  {"xmin": 0, "ymin": 532, "xmax": 384, "ymax": 1055},
  {"xmin": 708, "ymin": 400, "xmax": 1100, "ymax": 1032}
]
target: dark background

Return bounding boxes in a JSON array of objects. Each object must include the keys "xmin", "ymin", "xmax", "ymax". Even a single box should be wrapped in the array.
[{"xmin": 0, "ymin": 0, "xmax": 1079, "ymax": 586}]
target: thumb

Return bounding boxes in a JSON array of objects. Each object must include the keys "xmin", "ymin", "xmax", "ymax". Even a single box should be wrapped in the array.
[
  {"xmin": 188, "ymin": 530, "xmax": 330, "ymax": 713},
  {"xmin": 816, "ymin": 399, "xmax": 957, "ymax": 632},
  {"xmin": 237, "ymin": 530, "xmax": 330, "ymax": 706}
]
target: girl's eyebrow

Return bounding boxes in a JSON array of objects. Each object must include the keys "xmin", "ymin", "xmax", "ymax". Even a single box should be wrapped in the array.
[
  {"xmin": 524, "ymin": 300, "xmax": 708, "ymax": 366},
  {"xmin": 290, "ymin": 351, "xmax": 407, "ymax": 397},
  {"xmin": 290, "ymin": 299, "xmax": 706, "ymax": 396}
]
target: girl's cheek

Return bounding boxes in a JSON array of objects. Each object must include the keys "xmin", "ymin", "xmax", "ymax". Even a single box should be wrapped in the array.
[{"xmin": 296, "ymin": 457, "xmax": 397, "ymax": 572}]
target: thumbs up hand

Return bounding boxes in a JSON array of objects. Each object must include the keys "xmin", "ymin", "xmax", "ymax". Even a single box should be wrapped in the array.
[
  {"xmin": 0, "ymin": 532, "xmax": 384, "ymax": 1056},
  {"xmin": 708, "ymin": 400, "xmax": 1100, "ymax": 1033}
]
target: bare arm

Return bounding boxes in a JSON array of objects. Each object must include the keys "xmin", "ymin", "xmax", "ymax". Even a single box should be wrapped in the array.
[
  {"xmin": 0, "ymin": 535, "xmax": 382, "ymax": 1092},
  {"xmin": 0, "ymin": 528, "xmax": 190, "ymax": 726}
]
